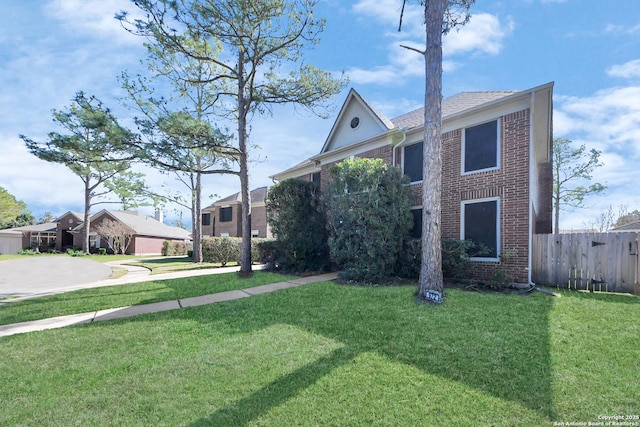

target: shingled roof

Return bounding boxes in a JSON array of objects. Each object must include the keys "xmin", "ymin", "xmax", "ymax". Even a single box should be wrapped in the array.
[
  {"xmin": 208, "ymin": 186, "xmax": 269, "ymax": 206},
  {"xmin": 88, "ymin": 210, "xmax": 191, "ymax": 240},
  {"xmin": 390, "ymin": 91, "xmax": 519, "ymax": 130}
]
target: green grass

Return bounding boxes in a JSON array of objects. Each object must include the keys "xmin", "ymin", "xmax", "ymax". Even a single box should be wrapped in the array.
[
  {"xmin": 0, "ymin": 271, "xmax": 293, "ymax": 326},
  {"xmin": 0, "ymin": 283, "xmax": 638, "ymax": 426},
  {"xmin": 125, "ymin": 256, "xmax": 237, "ymax": 274}
]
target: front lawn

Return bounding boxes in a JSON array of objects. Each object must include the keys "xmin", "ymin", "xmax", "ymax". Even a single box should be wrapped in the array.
[
  {"xmin": 1, "ymin": 283, "xmax": 638, "ymax": 426},
  {"xmin": 0, "ymin": 271, "xmax": 293, "ymax": 326},
  {"xmin": 124, "ymin": 256, "xmax": 236, "ymax": 274}
]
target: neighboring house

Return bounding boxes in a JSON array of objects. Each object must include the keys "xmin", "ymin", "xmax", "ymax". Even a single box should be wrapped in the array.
[
  {"xmin": 201, "ymin": 186, "xmax": 271, "ymax": 238},
  {"xmin": 0, "ymin": 222, "xmax": 57, "ymax": 254},
  {"xmin": 74, "ymin": 209, "xmax": 191, "ymax": 255},
  {"xmin": 611, "ymin": 221, "xmax": 640, "ymax": 231},
  {"xmin": 0, "ymin": 210, "xmax": 190, "ymax": 255},
  {"xmin": 56, "ymin": 211, "xmax": 84, "ymax": 251},
  {"xmin": 271, "ymin": 83, "xmax": 554, "ymax": 284}
]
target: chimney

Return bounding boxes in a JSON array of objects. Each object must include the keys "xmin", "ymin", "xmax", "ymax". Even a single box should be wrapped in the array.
[{"xmin": 154, "ymin": 208, "xmax": 164, "ymax": 224}]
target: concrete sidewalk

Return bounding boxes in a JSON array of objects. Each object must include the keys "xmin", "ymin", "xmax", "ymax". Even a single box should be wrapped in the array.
[{"xmin": 0, "ymin": 272, "xmax": 338, "ymax": 338}]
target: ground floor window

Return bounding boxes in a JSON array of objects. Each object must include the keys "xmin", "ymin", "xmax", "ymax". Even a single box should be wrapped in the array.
[
  {"xmin": 30, "ymin": 232, "xmax": 56, "ymax": 247},
  {"xmin": 461, "ymin": 197, "xmax": 500, "ymax": 261},
  {"xmin": 410, "ymin": 207, "xmax": 422, "ymax": 239}
]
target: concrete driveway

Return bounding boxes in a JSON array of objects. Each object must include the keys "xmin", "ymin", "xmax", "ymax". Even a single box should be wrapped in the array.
[{"xmin": 0, "ymin": 257, "xmax": 113, "ymax": 299}]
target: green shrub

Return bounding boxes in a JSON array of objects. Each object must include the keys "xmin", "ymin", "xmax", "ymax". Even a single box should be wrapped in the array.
[
  {"xmin": 395, "ymin": 238, "xmax": 421, "ymax": 279},
  {"xmin": 161, "ymin": 240, "xmax": 188, "ymax": 256},
  {"xmin": 201, "ymin": 237, "xmax": 241, "ymax": 265},
  {"xmin": 441, "ymin": 238, "xmax": 478, "ymax": 280},
  {"xmin": 324, "ymin": 158, "xmax": 412, "ymax": 283},
  {"xmin": 97, "ymin": 248, "xmax": 107, "ymax": 255},
  {"xmin": 396, "ymin": 238, "xmax": 493, "ymax": 281},
  {"xmin": 266, "ymin": 179, "xmax": 329, "ymax": 273},
  {"xmin": 18, "ymin": 248, "xmax": 39, "ymax": 256},
  {"xmin": 66, "ymin": 248, "xmax": 86, "ymax": 257}
]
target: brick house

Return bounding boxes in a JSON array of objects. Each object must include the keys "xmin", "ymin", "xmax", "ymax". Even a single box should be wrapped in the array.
[
  {"xmin": 201, "ymin": 186, "xmax": 271, "ymax": 238},
  {"xmin": 271, "ymin": 83, "xmax": 554, "ymax": 284},
  {"xmin": 71, "ymin": 210, "xmax": 191, "ymax": 255}
]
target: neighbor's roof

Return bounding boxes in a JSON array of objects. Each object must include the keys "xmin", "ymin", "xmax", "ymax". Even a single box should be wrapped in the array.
[
  {"xmin": 611, "ymin": 220, "xmax": 640, "ymax": 231},
  {"xmin": 103, "ymin": 211, "xmax": 191, "ymax": 240},
  {"xmin": 6, "ymin": 222, "xmax": 57, "ymax": 233},
  {"xmin": 207, "ymin": 186, "xmax": 269, "ymax": 207},
  {"xmin": 390, "ymin": 91, "xmax": 519, "ymax": 130},
  {"xmin": 77, "ymin": 210, "xmax": 191, "ymax": 240}
]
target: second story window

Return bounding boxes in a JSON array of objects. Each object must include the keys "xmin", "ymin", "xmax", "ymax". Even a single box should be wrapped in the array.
[
  {"xmin": 219, "ymin": 206, "xmax": 232, "ymax": 223},
  {"xmin": 462, "ymin": 119, "xmax": 500, "ymax": 174},
  {"xmin": 201, "ymin": 213, "xmax": 211, "ymax": 226},
  {"xmin": 403, "ymin": 141, "xmax": 423, "ymax": 183}
]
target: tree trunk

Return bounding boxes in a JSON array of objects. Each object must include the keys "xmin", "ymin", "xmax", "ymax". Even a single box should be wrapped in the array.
[
  {"xmin": 192, "ymin": 168, "xmax": 203, "ymax": 262},
  {"xmin": 553, "ymin": 194, "xmax": 560, "ymax": 234},
  {"xmin": 82, "ymin": 179, "xmax": 92, "ymax": 253},
  {"xmin": 418, "ymin": 0, "xmax": 446, "ymax": 304},
  {"xmin": 237, "ymin": 49, "xmax": 253, "ymax": 276}
]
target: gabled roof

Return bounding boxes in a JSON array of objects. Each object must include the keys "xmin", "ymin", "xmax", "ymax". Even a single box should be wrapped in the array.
[
  {"xmin": 205, "ymin": 186, "xmax": 269, "ymax": 208},
  {"xmin": 320, "ymin": 88, "xmax": 396, "ymax": 154},
  {"xmin": 82, "ymin": 210, "xmax": 191, "ymax": 240},
  {"xmin": 54, "ymin": 211, "xmax": 83, "ymax": 222},
  {"xmin": 271, "ymin": 82, "xmax": 553, "ymax": 182}
]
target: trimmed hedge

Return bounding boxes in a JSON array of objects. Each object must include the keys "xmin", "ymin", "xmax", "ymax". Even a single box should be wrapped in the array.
[
  {"xmin": 201, "ymin": 237, "xmax": 268, "ymax": 266},
  {"xmin": 265, "ymin": 178, "xmax": 330, "ymax": 273},
  {"xmin": 324, "ymin": 158, "xmax": 412, "ymax": 283},
  {"xmin": 161, "ymin": 241, "xmax": 189, "ymax": 256}
]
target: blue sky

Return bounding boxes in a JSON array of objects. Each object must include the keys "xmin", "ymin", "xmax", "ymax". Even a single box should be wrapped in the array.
[{"xmin": 1, "ymin": 0, "xmax": 639, "ymax": 230}]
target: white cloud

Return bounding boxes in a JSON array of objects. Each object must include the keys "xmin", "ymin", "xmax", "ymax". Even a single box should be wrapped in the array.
[
  {"xmin": 348, "ymin": 3, "xmax": 512, "ymax": 86},
  {"xmin": 44, "ymin": 0, "xmax": 142, "ymax": 45},
  {"xmin": 444, "ymin": 13, "xmax": 514, "ymax": 56},
  {"xmin": 554, "ymin": 84, "xmax": 640, "ymax": 228},
  {"xmin": 604, "ymin": 23, "xmax": 640, "ymax": 36},
  {"xmin": 606, "ymin": 59, "xmax": 640, "ymax": 79}
]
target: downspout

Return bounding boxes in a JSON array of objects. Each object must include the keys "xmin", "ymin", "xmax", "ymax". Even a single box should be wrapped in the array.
[
  {"xmin": 528, "ymin": 90, "xmax": 534, "ymax": 287},
  {"xmin": 391, "ymin": 128, "xmax": 408, "ymax": 168},
  {"xmin": 525, "ymin": 90, "xmax": 559, "ymax": 297}
]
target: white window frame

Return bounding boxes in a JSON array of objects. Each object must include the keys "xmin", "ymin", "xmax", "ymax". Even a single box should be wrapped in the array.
[
  {"xmin": 460, "ymin": 197, "xmax": 500, "ymax": 262},
  {"xmin": 402, "ymin": 141, "xmax": 424, "ymax": 185},
  {"xmin": 461, "ymin": 118, "xmax": 501, "ymax": 176}
]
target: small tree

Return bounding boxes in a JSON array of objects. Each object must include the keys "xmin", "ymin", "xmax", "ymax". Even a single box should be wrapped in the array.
[
  {"xmin": 553, "ymin": 138, "xmax": 607, "ymax": 233},
  {"xmin": 0, "ymin": 186, "xmax": 33, "ymax": 229},
  {"xmin": 118, "ymin": 0, "xmax": 346, "ymax": 276},
  {"xmin": 93, "ymin": 219, "xmax": 134, "ymax": 254},
  {"xmin": 20, "ymin": 92, "xmax": 150, "ymax": 252},
  {"xmin": 324, "ymin": 158, "xmax": 412, "ymax": 283},
  {"xmin": 266, "ymin": 178, "xmax": 328, "ymax": 273}
]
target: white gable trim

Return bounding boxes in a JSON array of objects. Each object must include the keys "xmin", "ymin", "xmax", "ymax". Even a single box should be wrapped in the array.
[{"xmin": 320, "ymin": 88, "xmax": 394, "ymax": 154}]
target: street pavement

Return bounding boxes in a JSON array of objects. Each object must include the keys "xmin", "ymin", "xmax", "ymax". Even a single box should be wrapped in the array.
[{"xmin": 0, "ymin": 256, "xmax": 113, "ymax": 299}]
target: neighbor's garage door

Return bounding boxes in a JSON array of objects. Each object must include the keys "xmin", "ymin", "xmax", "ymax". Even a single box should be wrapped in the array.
[{"xmin": 0, "ymin": 231, "xmax": 23, "ymax": 255}]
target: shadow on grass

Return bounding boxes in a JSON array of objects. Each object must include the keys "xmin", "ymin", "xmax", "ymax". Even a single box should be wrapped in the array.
[
  {"xmin": 121, "ymin": 283, "xmax": 556, "ymax": 424},
  {"xmin": 556, "ymin": 288, "xmax": 640, "ymax": 304},
  {"xmin": 191, "ymin": 347, "xmax": 355, "ymax": 426}
]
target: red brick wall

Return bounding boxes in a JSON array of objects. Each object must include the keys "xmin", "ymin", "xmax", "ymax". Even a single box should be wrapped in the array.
[
  {"xmin": 214, "ymin": 203, "xmax": 242, "ymax": 237},
  {"xmin": 130, "ymin": 236, "xmax": 183, "ymax": 255},
  {"xmin": 439, "ymin": 110, "xmax": 531, "ymax": 282},
  {"xmin": 317, "ymin": 112, "xmax": 533, "ymax": 283},
  {"xmin": 251, "ymin": 205, "xmax": 271, "ymax": 238}
]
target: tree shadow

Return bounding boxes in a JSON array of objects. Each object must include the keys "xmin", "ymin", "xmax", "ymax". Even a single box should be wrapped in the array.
[
  {"xmin": 190, "ymin": 347, "xmax": 355, "ymax": 426},
  {"xmin": 129, "ymin": 283, "xmax": 555, "ymax": 424}
]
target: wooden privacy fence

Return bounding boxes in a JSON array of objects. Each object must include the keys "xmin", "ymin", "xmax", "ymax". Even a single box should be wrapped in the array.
[{"xmin": 532, "ymin": 232, "xmax": 639, "ymax": 295}]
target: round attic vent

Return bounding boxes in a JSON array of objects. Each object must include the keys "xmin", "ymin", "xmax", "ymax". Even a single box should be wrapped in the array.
[{"xmin": 350, "ymin": 116, "xmax": 360, "ymax": 129}]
